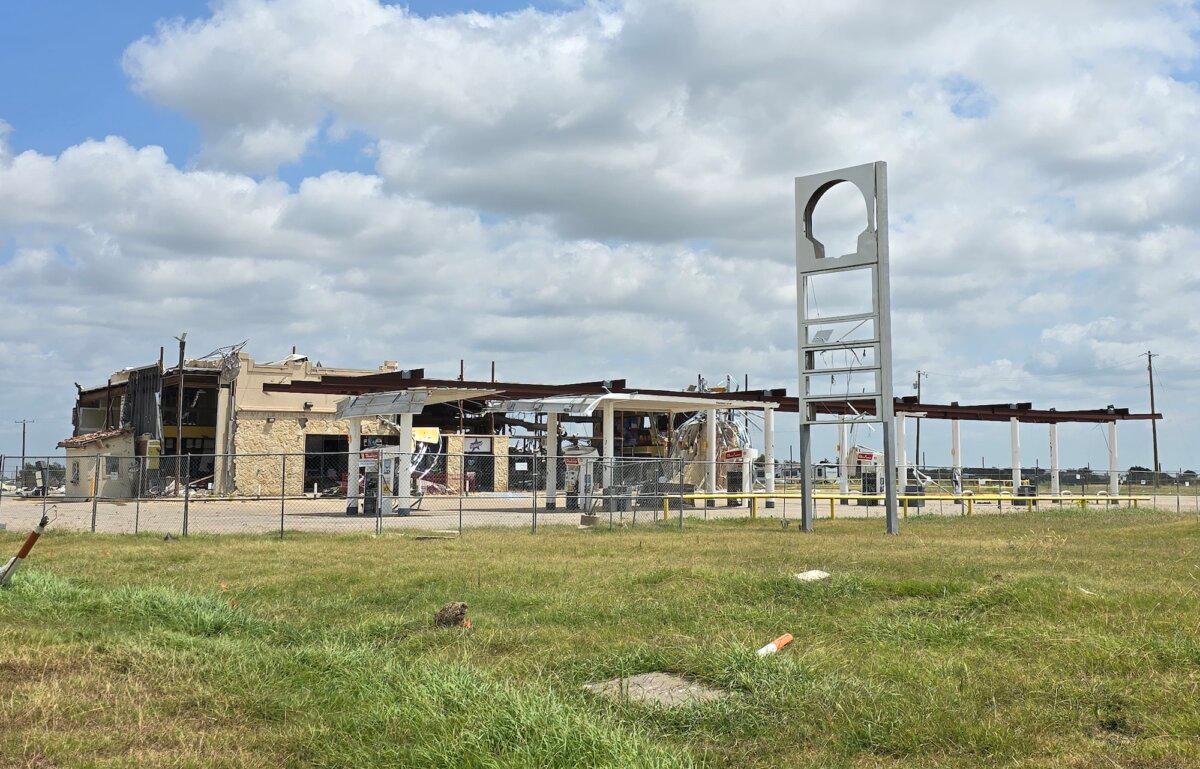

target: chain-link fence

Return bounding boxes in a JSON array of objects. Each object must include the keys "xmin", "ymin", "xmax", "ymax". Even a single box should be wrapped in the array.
[{"xmin": 1, "ymin": 451, "xmax": 1196, "ymax": 536}]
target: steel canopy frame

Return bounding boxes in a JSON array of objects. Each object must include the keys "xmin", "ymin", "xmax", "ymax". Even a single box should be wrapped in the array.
[{"xmin": 795, "ymin": 162, "xmax": 900, "ymax": 534}]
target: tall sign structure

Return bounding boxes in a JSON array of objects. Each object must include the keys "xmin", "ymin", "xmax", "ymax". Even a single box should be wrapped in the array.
[{"xmin": 795, "ymin": 162, "xmax": 899, "ymax": 533}]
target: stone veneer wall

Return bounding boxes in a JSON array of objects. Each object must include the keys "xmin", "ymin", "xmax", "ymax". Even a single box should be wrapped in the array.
[
  {"xmin": 230, "ymin": 417, "xmax": 512, "ymax": 497},
  {"xmin": 231, "ymin": 412, "xmax": 389, "ymax": 496},
  {"xmin": 493, "ymin": 438, "xmax": 509, "ymax": 492},
  {"xmin": 442, "ymin": 434, "xmax": 509, "ymax": 492},
  {"xmin": 445, "ymin": 435, "xmax": 464, "ymax": 493}
]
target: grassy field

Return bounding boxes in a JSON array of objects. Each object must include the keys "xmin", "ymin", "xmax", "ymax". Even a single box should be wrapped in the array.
[{"xmin": 2, "ymin": 509, "xmax": 1198, "ymax": 768}]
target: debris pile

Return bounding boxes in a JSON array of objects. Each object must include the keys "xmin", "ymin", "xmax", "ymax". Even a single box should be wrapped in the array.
[{"xmin": 434, "ymin": 601, "xmax": 471, "ymax": 628}]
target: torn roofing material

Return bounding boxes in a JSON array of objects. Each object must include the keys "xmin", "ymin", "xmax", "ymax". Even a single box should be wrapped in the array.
[{"xmin": 57, "ymin": 428, "xmax": 131, "ymax": 448}]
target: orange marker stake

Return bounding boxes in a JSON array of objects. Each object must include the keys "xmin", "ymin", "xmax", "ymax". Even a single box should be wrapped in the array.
[
  {"xmin": 755, "ymin": 633, "xmax": 794, "ymax": 656},
  {"xmin": 0, "ymin": 514, "xmax": 50, "ymax": 587}
]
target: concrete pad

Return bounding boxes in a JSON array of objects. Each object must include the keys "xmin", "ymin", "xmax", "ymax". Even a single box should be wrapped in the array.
[
  {"xmin": 584, "ymin": 672, "xmax": 726, "ymax": 707},
  {"xmin": 794, "ymin": 569, "xmax": 830, "ymax": 582}
]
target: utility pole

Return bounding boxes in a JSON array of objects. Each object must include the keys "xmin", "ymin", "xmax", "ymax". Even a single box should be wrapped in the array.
[
  {"xmin": 174, "ymin": 333, "xmax": 187, "ymax": 495},
  {"xmin": 458, "ymin": 359, "xmax": 465, "ymax": 434},
  {"xmin": 14, "ymin": 419, "xmax": 33, "ymax": 487},
  {"xmin": 913, "ymin": 370, "xmax": 926, "ymax": 469},
  {"xmin": 1144, "ymin": 351, "xmax": 1159, "ymax": 475}
]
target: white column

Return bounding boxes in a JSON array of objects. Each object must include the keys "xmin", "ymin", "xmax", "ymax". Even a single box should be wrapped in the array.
[
  {"xmin": 213, "ymin": 383, "xmax": 231, "ymax": 494},
  {"xmin": 895, "ymin": 414, "xmax": 908, "ymax": 489},
  {"xmin": 602, "ymin": 401, "xmax": 615, "ymax": 490},
  {"xmin": 346, "ymin": 417, "xmax": 362, "ymax": 514},
  {"xmin": 950, "ymin": 419, "xmax": 962, "ymax": 493},
  {"xmin": 397, "ymin": 412, "xmax": 413, "ymax": 515},
  {"xmin": 1049, "ymin": 423, "xmax": 1060, "ymax": 495},
  {"xmin": 705, "ymin": 407, "xmax": 717, "ymax": 504},
  {"xmin": 1010, "ymin": 417, "xmax": 1021, "ymax": 491},
  {"xmin": 544, "ymin": 411, "xmax": 559, "ymax": 508},
  {"xmin": 763, "ymin": 406, "xmax": 776, "ymax": 507},
  {"xmin": 837, "ymin": 421, "xmax": 850, "ymax": 495},
  {"xmin": 1108, "ymin": 421, "xmax": 1119, "ymax": 495}
]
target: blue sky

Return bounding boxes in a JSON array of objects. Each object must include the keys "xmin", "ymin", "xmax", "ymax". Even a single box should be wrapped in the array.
[
  {"xmin": 1, "ymin": 1, "xmax": 1198, "ymax": 469},
  {"xmin": 0, "ymin": 1, "xmax": 568, "ymax": 168},
  {"xmin": 0, "ymin": 2, "xmax": 206, "ymax": 161}
]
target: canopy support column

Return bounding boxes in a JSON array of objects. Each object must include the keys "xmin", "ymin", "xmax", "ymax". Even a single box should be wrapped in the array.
[
  {"xmin": 764, "ymin": 406, "xmax": 776, "ymax": 508},
  {"xmin": 705, "ymin": 408, "xmax": 717, "ymax": 507},
  {"xmin": 896, "ymin": 414, "xmax": 908, "ymax": 489},
  {"xmin": 346, "ymin": 417, "xmax": 362, "ymax": 515},
  {"xmin": 1010, "ymin": 417, "xmax": 1021, "ymax": 491},
  {"xmin": 601, "ymin": 402, "xmax": 615, "ymax": 496},
  {"xmin": 1049, "ymin": 423, "xmax": 1060, "ymax": 495},
  {"xmin": 544, "ymin": 411, "xmax": 558, "ymax": 509},
  {"xmin": 950, "ymin": 419, "xmax": 962, "ymax": 495},
  {"xmin": 396, "ymin": 412, "xmax": 413, "ymax": 515},
  {"xmin": 1108, "ymin": 421, "xmax": 1119, "ymax": 495}
]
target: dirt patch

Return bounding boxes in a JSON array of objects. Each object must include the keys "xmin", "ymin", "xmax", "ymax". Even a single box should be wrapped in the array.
[{"xmin": 584, "ymin": 672, "xmax": 727, "ymax": 707}]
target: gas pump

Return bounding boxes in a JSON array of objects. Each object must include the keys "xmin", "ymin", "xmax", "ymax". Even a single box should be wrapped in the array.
[
  {"xmin": 720, "ymin": 447, "xmax": 758, "ymax": 506},
  {"xmin": 563, "ymin": 446, "xmax": 599, "ymax": 511},
  {"xmin": 858, "ymin": 450, "xmax": 884, "ymax": 506},
  {"xmin": 358, "ymin": 443, "xmax": 382, "ymax": 516}
]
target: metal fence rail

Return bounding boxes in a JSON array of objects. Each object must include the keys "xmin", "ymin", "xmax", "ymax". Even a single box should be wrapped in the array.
[{"xmin": 0, "ymin": 451, "xmax": 1195, "ymax": 537}]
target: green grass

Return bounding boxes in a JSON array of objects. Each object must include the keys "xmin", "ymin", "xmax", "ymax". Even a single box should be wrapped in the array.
[{"xmin": 2, "ymin": 509, "xmax": 1199, "ymax": 768}]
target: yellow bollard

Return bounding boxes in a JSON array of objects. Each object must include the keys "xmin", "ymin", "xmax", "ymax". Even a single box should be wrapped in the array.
[
  {"xmin": 829, "ymin": 497, "xmax": 836, "ymax": 520},
  {"xmin": 902, "ymin": 498, "xmax": 908, "ymax": 519},
  {"xmin": 966, "ymin": 497, "xmax": 973, "ymax": 516},
  {"xmin": 750, "ymin": 497, "xmax": 758, "ymax": 520}
]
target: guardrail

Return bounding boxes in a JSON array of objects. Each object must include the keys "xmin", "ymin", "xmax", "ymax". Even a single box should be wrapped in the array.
[{"xmin": 669, "ymin": 492, "xmax": 1154, "ymax": 520}]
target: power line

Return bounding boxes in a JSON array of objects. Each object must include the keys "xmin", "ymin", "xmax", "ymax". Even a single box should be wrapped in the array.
[{"xmin": 919, "ymin": 354, "xmax": 1147, "ymax": 383}]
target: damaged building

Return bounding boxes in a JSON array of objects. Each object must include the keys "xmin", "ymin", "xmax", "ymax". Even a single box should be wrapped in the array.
[
  {"xmin": 68, "ymin": 351, "xmax": 515, "ymax": 496},
  {"xmin": 66, "ymin": 349, "xmax": 778, "ymax": 499}
]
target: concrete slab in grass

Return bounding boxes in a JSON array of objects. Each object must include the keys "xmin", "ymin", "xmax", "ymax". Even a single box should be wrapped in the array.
[{"xmin": 584, "ymin": 672, "xmax": 727, "ymax": 707}]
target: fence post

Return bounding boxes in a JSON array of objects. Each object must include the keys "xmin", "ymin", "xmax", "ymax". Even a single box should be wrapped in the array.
[
  {"xmin": 458, "ymin": 452, "xmax": 464, "ymax": 535},
  {"xmin": 0, "ymin": 455, "xmax": 5, "ymax": 518},
  {"xmin": 134, "ymin": 456, "xmax": 143, "ymax": 535},
  {"xmin": 678, "ymin": 456, "xmax": 685, "ymax": 531},
  {"xmin": 279, "ymin": 454, "xmax": 286, "ymax": 539},
  {"xmin": 90, "ymin": 457, "xmax": 101, "ymax": 533},
  {"xmin": 630, "ymin": 461, "xmax": 637, "ymax": 527},
  {"xmin": 1176, "ymin": 468, "xmax": 1181, "ymax": 514},
  {"xmin": 183, "ymin": 481, "xmax": 190, "ymax": 536},
  {"xmin": 376, "ymin": 457, "xmax": 383, "ymax": 536},
  {"xmin": 531, "ymin": 453, "xmax": 539, "ymax": 534}
]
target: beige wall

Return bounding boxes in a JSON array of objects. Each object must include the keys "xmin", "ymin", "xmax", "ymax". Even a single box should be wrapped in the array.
[
  {"xmin": 63, "ymin": 432, "xmax": 136, "ymax": 498},
  {"xmin": 231, "ymin": 354, "xmax": 400, "ymax": 415}
]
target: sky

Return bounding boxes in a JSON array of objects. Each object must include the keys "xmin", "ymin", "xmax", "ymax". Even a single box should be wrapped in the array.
[{"xmin": 1, "ymin": 0, "xmax": 1199, "ymax": 469}]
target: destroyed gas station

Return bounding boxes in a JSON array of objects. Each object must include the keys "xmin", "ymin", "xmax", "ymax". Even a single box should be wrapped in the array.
[{"xmin": 11, "ymin": 161, "xmax": 1163, "ymax": 535}]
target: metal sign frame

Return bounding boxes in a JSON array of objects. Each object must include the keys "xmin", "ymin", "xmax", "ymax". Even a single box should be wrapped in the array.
[{"xmin": 795, "ymin": 161, "xmax": 899, "ymax": 533}]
